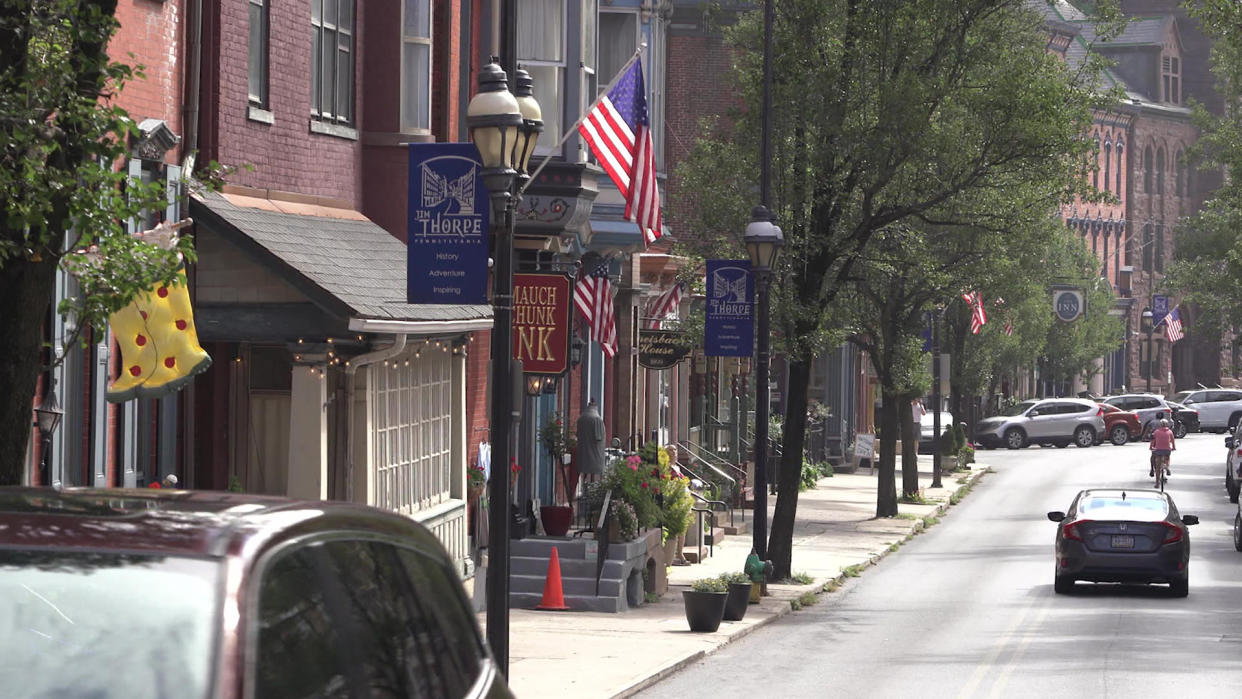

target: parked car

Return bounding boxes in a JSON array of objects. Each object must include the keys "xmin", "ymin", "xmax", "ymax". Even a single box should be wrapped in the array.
[
  {"xmin": 1047, "ymin": 488, "xmax": 1198, "ymax": 597},
  {"xmin": 1225, "ymin": 428, "xmax": 1242, "ymax": 504},
  {"xmin": 974, "ymin": 398, "xmax": 1104, "ymax": 449},
  {"xmin": 1098, "ymin": 403, "xmax": 1141, "ymax": 446},
  {"xmin": 0, "ymin": 487, "xmax": 511, "ymax": 699},
  {"xmin": 1165, "ymin": 400, "xmax": 1199, "ymax": 437},
  {"xmin": 918, "ymin": 410, "xmax": 954, "ymax": 454},
  {"xmin": 1103, "ymin": 393, "xmax": 1179, "ymax": 439},
  {"xmin": 1167, "ymin": 388, "xmax": 1242, "ymax": 433}
]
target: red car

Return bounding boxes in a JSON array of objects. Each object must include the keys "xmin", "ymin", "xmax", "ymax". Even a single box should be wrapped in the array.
[
  {"xmin": 0, "ymin": 487, "xmax": 512, "ymax": 699},
  {"xmin": 1099, "ymin": 403, "xmax": 1142, "ymax": 445}
]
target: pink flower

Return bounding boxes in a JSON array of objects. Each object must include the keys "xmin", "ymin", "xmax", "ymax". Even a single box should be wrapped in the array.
[
  {"xmin": 626, "ymin": 455, "xmax": 641, "ymax": 471},
  {"xmin": 640, "ymin": 482, "xmax": 649, "ymax": 489}
]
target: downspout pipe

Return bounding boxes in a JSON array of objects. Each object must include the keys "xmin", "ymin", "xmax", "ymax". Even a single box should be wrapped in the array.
[
  {"xmin": 344, "ymin": 334, "xmax": 408, "ymax": 502},
  {"xmin": 182, "ymin": 0, "xmax": 203, "ymax": 172}
]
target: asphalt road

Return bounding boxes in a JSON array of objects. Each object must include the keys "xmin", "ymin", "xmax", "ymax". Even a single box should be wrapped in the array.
[{"xmin": 641, "ymin": 431, "xmax": 1242, "ymax": 698}]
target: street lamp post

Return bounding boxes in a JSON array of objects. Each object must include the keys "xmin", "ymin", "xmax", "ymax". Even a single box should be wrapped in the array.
[
  {"xmin": 745, "ymin": 206, "xmax": 783, "ymax": 559},
  {"xmin": 33, "ymin": 383, "xmax": 63, "ymax": 486},
  {"xmin": 1142, "ymin": 307, "xmax": 1154, "ymax": 393},
  {"xmin": 468, "ymin": 57, "xmax": 539, "ymax": 676}
]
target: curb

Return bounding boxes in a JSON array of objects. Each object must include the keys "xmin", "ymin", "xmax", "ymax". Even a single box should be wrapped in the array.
[{"xmin": 610, "ymin": 465, "xmax": 989, "ymax": 698}]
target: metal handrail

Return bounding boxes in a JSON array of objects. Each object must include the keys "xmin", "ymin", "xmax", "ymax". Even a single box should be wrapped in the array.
[
  {"xmin": 680, "ymin": 440, "xmax": 747, "ymax": 484},
  {"xmin": 691, "ymin": 505, "xmax": 716, "ymax": 559},
  {"xmin": 691, "ymin": 491, "xmax": 732, "ymax": 529},
  {"xmin": 679, "ymin": 448, "xmax": 744, "ymax": 501}
]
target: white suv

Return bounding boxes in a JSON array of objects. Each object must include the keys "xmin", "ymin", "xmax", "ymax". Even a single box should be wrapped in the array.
[
  {"xmin": 1168, "ymin": 389, "xmax": 1242, "ymax": 433},
  {"xmin": 974, "ymin": 398, "xmax": 1105, "ymax": 449}
]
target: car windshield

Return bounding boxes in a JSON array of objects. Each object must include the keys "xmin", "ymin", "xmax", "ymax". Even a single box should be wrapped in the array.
[
  {"xmin": 1167, "ymin": 391, "xmax": 1191, "ymax": 404},
  {"xmin": 1001, "ymin": 401, "xmax": 1037, "ymax": 417},
  {"xmin": 1078, "ymin": 495, "xmax": 1169, "ymax": 522},
  {"xmin": 0, "ymin": 549, "xmax": 220, "ymax": 699}
]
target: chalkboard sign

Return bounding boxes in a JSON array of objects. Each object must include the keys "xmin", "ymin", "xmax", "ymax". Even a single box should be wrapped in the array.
[{"xmin": 854, "ymin": 433, "xmax": 875, "ymax": 460}]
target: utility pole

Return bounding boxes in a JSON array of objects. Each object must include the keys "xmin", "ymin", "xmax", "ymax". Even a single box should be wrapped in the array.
[{"xmin": 931, "ymin": 311, "xmax": 942, "ymax": 489}]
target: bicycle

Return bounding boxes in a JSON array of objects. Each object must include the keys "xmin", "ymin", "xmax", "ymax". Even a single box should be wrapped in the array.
[{"xmin": 1150, "ymin": 452, "xmax": 1170, "ymax": 492}]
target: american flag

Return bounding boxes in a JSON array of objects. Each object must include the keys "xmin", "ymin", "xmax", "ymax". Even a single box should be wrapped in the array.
[
  {"xmin": 645, "ymin": 282, "xmax": 684, "ymax": 329},
  {"xmin": 574, "ymin": 261, "xmax": 617, "ymax": 358},
  {"xmin": 961, "ymin": 291, "xmax": 987, "ymax": 334},
  {"xmin": 1162, "ymin": 307, "xmax": 1184, "ymax": 342},
  {"xmin": 995, "ymin": 297, "xmax": 1014, "ymax": 336},
  {"xmin": 579, "ymin": 58, "xmax": 663, "ymax": 246}
]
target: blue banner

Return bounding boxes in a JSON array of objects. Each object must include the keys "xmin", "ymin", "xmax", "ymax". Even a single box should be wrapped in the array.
[
  {"xmin": 704, "ymin": 259, "xmax": 754, "ymax": 357},
  {"xmin": 407, "ymin": 143, "xmax": 490, "ymax": 304},
  {"xmin": 1152, "ymin": 294, "xmax": 1169, "ymax": 325}
]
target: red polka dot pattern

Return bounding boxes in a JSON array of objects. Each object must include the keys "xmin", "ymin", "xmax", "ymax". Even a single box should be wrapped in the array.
[
  {"xmin": 135, "ymin": 335, "xmax": 147, "ymax": 347},
  {"xmin": 175, "ymin": 319, "xmax": 187, "ymax": 330},
  {"xmin": 157, "ymin": 287, "xmax": 169, "ymax": 298},
  {"xmin": 164, "ymin": 357, "xmax": 176, "ymax": 368},
  {"xmin": 129, "ymin": 366, "xmax": 142, "ymax": 376}
]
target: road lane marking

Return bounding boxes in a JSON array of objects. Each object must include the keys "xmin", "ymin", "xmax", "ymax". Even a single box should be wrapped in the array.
[
  {"xmin": 986, "ymin": 598, "xmax": 1052, "ymax": 698},
  {"xmin": 955, "ymin": 593, "xmax": 1039, "ymax": 699}
]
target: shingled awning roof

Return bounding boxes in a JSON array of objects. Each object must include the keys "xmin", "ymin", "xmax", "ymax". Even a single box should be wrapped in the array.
[{"xmin": 190, "ymin": 189, "xmax": 492, "ymax": 333}]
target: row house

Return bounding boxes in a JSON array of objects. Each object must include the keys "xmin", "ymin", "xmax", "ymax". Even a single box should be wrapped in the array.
[{"xmin": 30, "ymin": 0, "xmax": 188, "ymax": 490}]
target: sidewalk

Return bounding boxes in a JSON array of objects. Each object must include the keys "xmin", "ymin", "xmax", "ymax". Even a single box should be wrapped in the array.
[{"xmin": 483, "ymin": 457, "xmax": 987, "ymax": 698}]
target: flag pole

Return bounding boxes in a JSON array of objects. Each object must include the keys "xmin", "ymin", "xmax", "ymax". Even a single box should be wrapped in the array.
[{"xmin": 518, "ymin": 42, "xmax": 648, "ymax": 195}]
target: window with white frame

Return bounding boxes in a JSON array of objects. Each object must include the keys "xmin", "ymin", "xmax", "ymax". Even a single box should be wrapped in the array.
[
  {"xmin": 372, "ymin": 349, "xmax": 452, "ymax": 515},
  {"xmin": 518, "ymin": 0, "xmax": 565, "ymax": 153},
  {"xmin": 580, "ymin": 0, "xmax": 598, "ymax": 160},
  {"xmin": 1162, "ymin": 54, "xmax": 1180, "ymax": 105},
  {"xmin": 311, "ymin": 0, "xmax": 355, "ymax": 125},
  {"xmin": 401, "ymin": 0, "xmax": 432, "ymax": 132},
  {"xmin": 598, "ymin": 10, "xmax": 638, "ymax": 90},
  {"xmin": 248, "ymin": 0, "xmax": 268, "ymax": 107}
]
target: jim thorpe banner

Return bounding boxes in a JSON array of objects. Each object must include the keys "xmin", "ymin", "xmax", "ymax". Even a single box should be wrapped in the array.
[
  {"xmin": 704, "ymin": 259, "xmax": 754, "ymax": 357},
  {"xmin": 407, "ymin": 143, "xmax": 490, "ymax": 304},
  {"xmin": 512, "ymin": 273, "xmax": 572, "ymax": 375}
]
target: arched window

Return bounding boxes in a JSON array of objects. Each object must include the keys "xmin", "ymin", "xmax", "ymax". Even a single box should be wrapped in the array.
[
  {"xmin": 1144, "ymin": 147, "xmax": 1154, "ymax": 194},
  {"xmin": 1175, "ymin": 150, "xmax": 1185, "ymax": 197},
  {"xmin": 1124, "ymin": 225, "xmax": 1133, "ymax": 267},
  {"xmin": 1155, "ymin": 223, "xmax": 1164, "ymax": 274},
  {"xmin": 1142, "ymin": 223, "xmax": 1153, "ymax": 271},
  {"xmin": 1116, "ymin": 142, "xmax": 1124, "ymax": 194},
  {"xmin": 1102, "ymin": 224, "xmax": 1111, "ymax": 278},
  {"xmin": 1104, "ymin": 142, "xmax": 1112, "ymax": 193},
  {"xmin": 1092, "ymin": 136, "xmax": 1100, "ymax": 189},
  {"xmin": 1157, "ymin": 148, "xmax": 1166, "ymax": 195},
  {"xmin": 1092, "ymin": 224, "xmax": 1099, "ymax": 255}
]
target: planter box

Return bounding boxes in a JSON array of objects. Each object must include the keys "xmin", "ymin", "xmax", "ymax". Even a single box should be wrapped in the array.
[
  {"xmin": 682, "ymin": 590, "xmax": 727, "ymax": 632},
  {"xmin": 723, "ymin": 582, "xmax": 751, "ymax": 621}
]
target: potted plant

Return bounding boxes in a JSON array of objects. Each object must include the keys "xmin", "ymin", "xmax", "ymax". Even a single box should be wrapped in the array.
[
  {"xmin": 467, "ymin": 464, "xmax": 486, "ymax": 503},
  {"xmin": 607, "ymin": 499, "xmax": 639, "ymax": 543},
  {"xmin": 938, "ymin": 428, "xmax": 959, "ymax": 470},
  {"xmin": 538, "ymin": 413, "xmax": 575, "ymax": 536},
  {"xmin": 958, "ymin": 442, "xmax": 976, "ymax": 469},
  {"xmin": 682, "ymin": 577, "xmax": 728, "ymax": 632},
  {"xmin": 719, "ymin": 571, "xmax": 752, "ymax": 621}
]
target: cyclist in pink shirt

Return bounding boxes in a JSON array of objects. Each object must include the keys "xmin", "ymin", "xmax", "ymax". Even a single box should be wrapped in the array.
[{"xmin": 1149, "ymin": 418, "xmax": 1175, "ymax": 477}]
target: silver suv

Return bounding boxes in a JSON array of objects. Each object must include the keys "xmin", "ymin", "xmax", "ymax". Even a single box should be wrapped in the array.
[
  {"xmin": 975, "ymin": 398, "xmax": 1105, "ymax": 449},
  {"xmin": 1168, "ymin": 389, "xmax": 1242, "ymax": 433},
  {"xmin": 1104, "ymin": 393, "xmax": 1177, "ymax": 437}
]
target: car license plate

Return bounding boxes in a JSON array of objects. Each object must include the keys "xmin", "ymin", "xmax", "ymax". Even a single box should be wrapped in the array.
[{"xmin": 1111, "ymin": 535, "xmax": 1134, "ymax": 549}]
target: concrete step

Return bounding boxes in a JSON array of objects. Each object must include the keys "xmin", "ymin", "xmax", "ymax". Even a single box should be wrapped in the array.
[
  {"xmin": 508, "ymin": 533, "xmax": 652, "ymax": 562},
  {"xmin": 509, "ymin": 591, "xmax": 625, "ymax": 613},
  {"xmin": 510, "ymin": 554, "xmax": 625, "ymax": 579},
  {"xmin": 722, "ymin": 520, "xmax": 750, "ymax": 536},
  {"xmin": 511, "ymin": 573, "xmax": 623, "ymax": 598}
]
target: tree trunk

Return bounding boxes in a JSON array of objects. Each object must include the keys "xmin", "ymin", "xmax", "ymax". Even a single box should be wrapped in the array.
[
  {"xmin": 767, "ymin": 357, "xmax": 811, "ymax": 579},
  {"xmin": 0, "ymin": 257, "xmax": 58, "ymax": 484},
  {"xmin": 875, "ymin": 388, "xmax": 900, "ymax": 517},
  {"xmin": 900, "ymin": 394, "xmax": 919, "ymax": 498}
]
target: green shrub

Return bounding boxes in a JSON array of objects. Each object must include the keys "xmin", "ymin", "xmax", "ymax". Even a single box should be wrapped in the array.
[
  {"xmin": 609, "ymin": 499, "xmax": 639, "ymax": 541},
  {"xmin": 690, "ymin": 577, "xmax": 727, "ymax": 593},
  {"xmin": 718, "ymin": 571, "xmax": 750, "ymax": 585},
  {"xmin": 938, "ymin": 428, "xmax": 957, "ymax": 457},
  {"xmin": 602, "ymin": 455, "xmax": 661, "ymax": 529}
]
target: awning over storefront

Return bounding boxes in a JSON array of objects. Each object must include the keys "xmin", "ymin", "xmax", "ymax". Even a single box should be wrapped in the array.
[{"xmin": 190, "ymin": 189, "xmax": 492, "ymax": 340}]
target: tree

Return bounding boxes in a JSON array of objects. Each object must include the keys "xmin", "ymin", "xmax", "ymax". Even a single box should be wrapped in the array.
[
  {"xmin": 673, "ymin": 0, "xmax": 1109, "ymax": 576},
  {"xmin": 1164, "ymin": 3, "xmax": 1242, "ymax": 332},
  {"xmin": 0, "ymin": 1, "xmax": 191, "ymax": 483}
]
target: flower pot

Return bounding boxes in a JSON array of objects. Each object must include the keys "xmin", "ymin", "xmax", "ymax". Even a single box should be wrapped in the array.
[
  {"xmin": 682, "ymin": 590, "xmax": 728, "ymax": 632},
  {"xmin": 723, "ymin": 583, "xmax": 752, "ymax": 621},
  {"xmin": 540, "ymin": 505, "xmax": 573, "ymax": 537},
  {"xmin": 467, "ymin": 484, "xmax": 485, "ymax": 502}
]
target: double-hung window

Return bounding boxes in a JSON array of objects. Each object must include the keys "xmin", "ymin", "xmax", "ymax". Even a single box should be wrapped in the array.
[
  {"xmin": 401, "ymin": 0, "xmax": 432, "ymax": 133},
  {"xmin": 518, "ymin": 0, "xmax": 565, "ymax": 154},
  {"xmin": 1162, "ymin": 55, "xmax": 1180, "ymax": 105},
  {"xmin": 311, "ymin": 0, "xmax": 355, "ymax": 125},
  {"xmin": 248, "ymin": 0, "xmax": 268, "ymax": 108}
]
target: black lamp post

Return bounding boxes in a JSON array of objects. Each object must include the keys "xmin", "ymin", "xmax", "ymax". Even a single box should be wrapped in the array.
[
  {"xmin": 745, "ymin": 205, "xmax": 783, "ymax": 559},
  {"xmin": 33, "ymin": 384, "xmax": 63, "ymax": 486},
  {"xmin": 1142, "ymin": 307, "xmax": 1154, "ymax": 392},
  {"xmin": 468, "ymin": 57, "xmax": 539, "ymax": 676}
]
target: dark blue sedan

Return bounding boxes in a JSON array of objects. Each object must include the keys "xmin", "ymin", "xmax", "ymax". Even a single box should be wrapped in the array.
[{"xmin": 1048, "ymin": 489, "xmax": 1199, "ymax": 597}]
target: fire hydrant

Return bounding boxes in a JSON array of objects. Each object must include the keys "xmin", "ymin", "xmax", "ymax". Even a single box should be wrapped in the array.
[{"xmin": 744, "ymin": 548, "xmax": 771, "ymax": 603}]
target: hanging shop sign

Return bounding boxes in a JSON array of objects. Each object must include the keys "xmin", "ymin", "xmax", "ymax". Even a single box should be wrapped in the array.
[
  {"xmin": 1052, "ymin": 288, "xmax": 1085, "ymax": 323},
  {"xmin": 512, "ymin": 272, "xmax": 572, "ymax": 375},
  {"xmin": 704, "ymin": 259, "xmax": 753, "ymax": 357},
  {"xmin": 1152, "ymin": 294, "xmax": 1169, "ymax": 325},
  {"xmin": 407, "ymin": 143, "xmax": 490, "ymax": 304},
  {"xmin": 638, "ymin": 329, "xmax": 693, "ymax": 370}
]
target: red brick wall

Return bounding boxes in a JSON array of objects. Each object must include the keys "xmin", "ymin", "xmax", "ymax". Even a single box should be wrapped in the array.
[
  {"xmin": 203, "ymin": 0, "xmax": 364, "ymax": 207},
  {"xmin": 112, "ymin": 0, "xmax": 184, "ymax": 161},
  {"xmin": 465, "ymin": 330, "xmax": 491, "ymax": 469}
]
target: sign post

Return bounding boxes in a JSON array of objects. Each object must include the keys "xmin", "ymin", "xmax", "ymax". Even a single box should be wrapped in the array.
[
  {"xmin": 407, "ymin": 143, "xmax": 490, "ymax": 305},
  {"xmin": 704, "ymin": 260, "xmax": 754, "ymax": 357}
]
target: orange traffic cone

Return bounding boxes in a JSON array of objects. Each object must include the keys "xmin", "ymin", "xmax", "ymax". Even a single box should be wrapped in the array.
[{"xmin": 536, "ymin": 546, "xmax": 571, "ymax": 611}]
